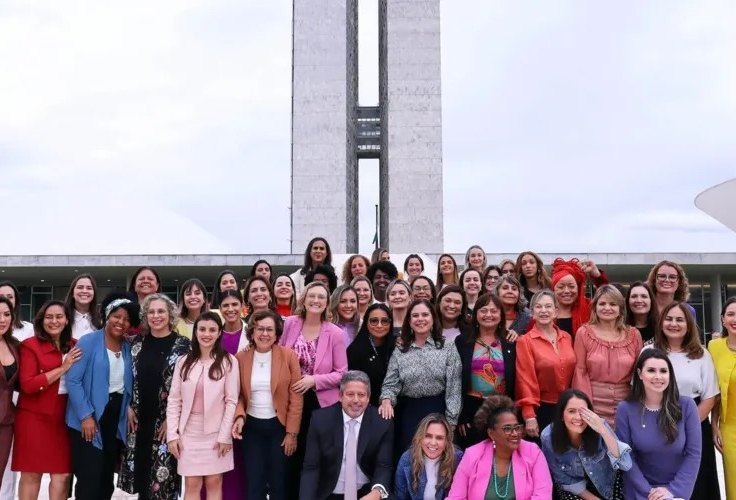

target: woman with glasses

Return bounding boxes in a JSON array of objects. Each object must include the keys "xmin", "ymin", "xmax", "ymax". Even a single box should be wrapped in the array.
[
  {"xmin": 410, "ymin": 276, "xmax": 436, "ymax": 305},
  {"xmin": 499, "ymin": 260, "xmax": 516, "ymax": 276},
  {"xmin": 541, "ymin": 389, "xmax": 631, "ymax": 500},
  {"xmin": 646, "ymin": 261, "xmax": 695, "ymax": 320},
  {"xmin": 347, "ymin": 304, "xmax": 396, "ymax": 407},
  {"xmin": 447, "ymin": 395, "xmax": 552, "ymax": 499},
  {"xmin": 482, "ymin": 266, "xmax": 502, "ymax": 295}
]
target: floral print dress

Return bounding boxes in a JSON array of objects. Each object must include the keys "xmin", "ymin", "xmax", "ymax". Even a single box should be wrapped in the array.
[{"xmin": 118, "ymin": 333, "xmax": 191, "ymax": 499}]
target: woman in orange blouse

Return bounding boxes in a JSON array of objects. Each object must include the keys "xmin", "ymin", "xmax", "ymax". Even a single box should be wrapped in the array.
[
  {"xmin": 572, "ymin": 285, "xmax": 642, "ymax": 427},
  {"xmin": 516, "ymin": 290, "xmax": 575, "ymax": 439}
]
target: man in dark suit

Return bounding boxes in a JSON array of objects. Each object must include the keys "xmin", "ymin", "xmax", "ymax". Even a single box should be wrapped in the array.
[{"xmin": 300, "ymin": 370, "xmax": 393, "ymax": 500}]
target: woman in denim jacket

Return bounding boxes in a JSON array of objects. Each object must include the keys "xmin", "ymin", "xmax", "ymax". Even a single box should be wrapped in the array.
[{"xmin": 541, "ymin": 389, "xmax": 632, "ymax": 500}]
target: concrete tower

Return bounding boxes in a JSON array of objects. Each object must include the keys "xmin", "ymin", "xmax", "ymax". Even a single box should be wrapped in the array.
[{"xmin": 290, "ymin": 0, "xmax": 443, "ymax": 254}]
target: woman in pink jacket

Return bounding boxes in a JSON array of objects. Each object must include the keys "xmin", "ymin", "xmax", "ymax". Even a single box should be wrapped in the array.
[
  {"xmin": 448, "ymin": 395, "xmax": 552, "ymax": 500},
  {"xmin": 166, "ymin": 312, "xmax": 240, "ymax": 500},
  {"xmin": 278, "ymin": 281, "xmax": 347, "ymax": 500}
]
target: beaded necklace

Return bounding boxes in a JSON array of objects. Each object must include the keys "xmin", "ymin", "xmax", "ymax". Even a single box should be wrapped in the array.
[{"xmin": 492, "ymin": 456, "xmax": 513, "ymax": 498}]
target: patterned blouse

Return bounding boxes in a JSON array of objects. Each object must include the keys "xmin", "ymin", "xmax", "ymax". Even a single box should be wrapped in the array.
[
  {"xmin": 380, "ymin": 338, "xmax": 462, "ymax": 424},
  {"xmin": 469, "ymin": 339, "xmax": 505, "ymax": 398},
  {"xmin": 293, "ymin": 333, "xmax": 318, "ymax": 376}
]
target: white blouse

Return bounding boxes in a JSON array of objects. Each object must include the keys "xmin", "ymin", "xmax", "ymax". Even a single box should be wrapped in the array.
[{"xmin": 248, "ymin": 350, "xmax": 276, "ymax": 419}]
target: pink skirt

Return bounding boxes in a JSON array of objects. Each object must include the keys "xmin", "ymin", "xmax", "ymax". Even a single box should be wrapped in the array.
[{"xmin": 178, "ymin": 412, "xmax": 234, "ymax": 477}]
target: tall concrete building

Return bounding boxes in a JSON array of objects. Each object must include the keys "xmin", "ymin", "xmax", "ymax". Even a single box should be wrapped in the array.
[{"xmin": 290, "ymin": 0, "xmax": 444, "ymax": 254}]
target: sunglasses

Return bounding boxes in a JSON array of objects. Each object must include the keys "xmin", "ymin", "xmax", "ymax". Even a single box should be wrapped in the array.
[{"xmin": 368, "ymin": 317, "xmax": 391, "ymax": 326}]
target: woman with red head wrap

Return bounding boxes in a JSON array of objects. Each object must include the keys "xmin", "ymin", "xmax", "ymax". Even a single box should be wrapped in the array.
[{"xmin": 551, "ymin": 258, "xmax": 608, "ymax": 337}]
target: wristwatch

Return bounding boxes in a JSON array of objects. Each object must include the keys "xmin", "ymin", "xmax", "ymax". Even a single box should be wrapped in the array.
[{"xmin": 371, "ymin": 484, "xmax": 389, "ymax": 499}]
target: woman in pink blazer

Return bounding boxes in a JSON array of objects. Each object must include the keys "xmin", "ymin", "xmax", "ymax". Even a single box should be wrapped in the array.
[
  {"xmin": 166, "ymin": 312, "xmax": 240, "ymax": 499},
  {"xmin": 447, "ymin": 395, "xmax": 552, "ymax": 500},
  {"xmin": 278, "ymin": 281, "xmax": 347, "ymax": 500}
]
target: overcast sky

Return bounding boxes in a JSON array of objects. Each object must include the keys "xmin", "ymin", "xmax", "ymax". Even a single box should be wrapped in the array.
[{"xmin": 1, "ymin": 1, "xmax": 735, "ymax": 256}]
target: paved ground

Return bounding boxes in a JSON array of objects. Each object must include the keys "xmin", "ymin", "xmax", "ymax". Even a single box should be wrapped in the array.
[{"xmin": 12, "ymin": 452, "xmax": 730, "ymax": 499}]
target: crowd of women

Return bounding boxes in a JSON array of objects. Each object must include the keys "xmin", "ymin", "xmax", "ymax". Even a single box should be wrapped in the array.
[{"xmin": 0, "ymin": 237, "xmax": 734, "ymax": 499}]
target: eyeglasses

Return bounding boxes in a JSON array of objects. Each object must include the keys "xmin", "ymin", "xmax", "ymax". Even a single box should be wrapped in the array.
[
  {"xmin": 498, "ymin": 424, "xmax": 525, "ymax": 436},
  {"xmin": 656, "ymin": 274, "xmax": 678, "ymax": 282},
  {"xmin": 368, "ymin": 317, "xmax": 391, "ymax": 326},
  {"xmin": 254, "ymin": 327, "xmax": 276, "ymax": 334},
  {"xmin": 413, "ymin": 286, "xmax": 431, "ymax": 292}
]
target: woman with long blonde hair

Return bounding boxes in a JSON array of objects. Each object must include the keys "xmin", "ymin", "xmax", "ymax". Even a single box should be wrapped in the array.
[{"xmin": 394, "ymin": 413, "xmax": 463, "ymax": 500}]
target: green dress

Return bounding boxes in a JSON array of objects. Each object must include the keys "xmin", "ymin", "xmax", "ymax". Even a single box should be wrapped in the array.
[{"xmin": 485, "ymin": 463, "xmax": 516, "ymax": 500}]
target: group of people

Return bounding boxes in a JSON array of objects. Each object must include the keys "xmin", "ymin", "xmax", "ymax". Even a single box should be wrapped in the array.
[{"xmin": 0, "ymin": 237, "xmax": 734, "ymax": 500}]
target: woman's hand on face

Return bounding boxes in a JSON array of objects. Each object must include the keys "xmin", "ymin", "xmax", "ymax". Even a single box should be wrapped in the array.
[
  {"xmin": 579, "ymin": 408, "xmax": 606, "ymax": 434},
  {"xmin": 525, "ymin": 417, "xmax": 539, "ymax": 438},
  {"xmin": 378, "ymin": 399, "xmax": 394, "ymax": 420},
  {"xmin": 291, "ymin": 375, "xmax": 315, "ymax": 394}
]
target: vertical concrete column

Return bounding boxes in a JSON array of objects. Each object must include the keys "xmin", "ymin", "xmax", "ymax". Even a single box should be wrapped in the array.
[
  {"xmin": 711, "ymin": 273, "xmax": 723, "ymax": 334},
  {"xmin": 379, "ymin": 0, "xmax": 444, "ymax": 253},
  {"xmin": 291, "ymin": 0, "xmax": 359, "ymax": 254}
]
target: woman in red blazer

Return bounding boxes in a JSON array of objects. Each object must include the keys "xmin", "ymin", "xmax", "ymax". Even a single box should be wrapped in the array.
[
  {"xmin": 13, "ymin": 300, "xmax": 81, "ymax": 500},
  {"xmin": 278, "ymin": 281, "xmax": 347, "ymax": 500}
]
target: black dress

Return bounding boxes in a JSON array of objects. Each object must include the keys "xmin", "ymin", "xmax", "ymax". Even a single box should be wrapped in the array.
[
  {"xmin": 134, "ymin": 334, "xmax": 176, "ymax": 496},
  {"xmin": 347, "ymin": 333, "xmax": 395, "ymax": 407}
]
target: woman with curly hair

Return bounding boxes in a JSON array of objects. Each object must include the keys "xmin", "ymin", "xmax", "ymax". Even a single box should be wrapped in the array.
[
  {"xmin": 118, "ymin": 294, "xmax": 191, "ymax": 500},
  {"xmin": 394, "ymin": 414, "xmax": 463, "ymax": 500},
  {"xmin": 646, "ymin": 260, "xmax": 695, "ymax": 320},
  {"xmin": 341, "ymin": 254, "xmax": 371, "ymax": 285},
  {"xmin": 447, "ymin": 395, "xmax": 552, "ymax": 499},
  {"xmin": 515, "ymin": 251, "xmax": 552, "ymax": 304}
]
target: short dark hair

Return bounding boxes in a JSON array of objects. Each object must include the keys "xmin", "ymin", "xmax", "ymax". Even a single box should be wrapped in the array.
[
  {"xmin": 250, "ymin": 259, "xmax": 273, "ymax": 278},
  {"xmin": 305, "ymin": 264, "xmax": 338, "ymax": 293},
  {"xmin": 410, "ymin": 275, "xmax": 437, "ymax": 304},
  {"xmin": 211, "ymin": 270, "xmax": 239, "ymax": 309},
  {"xmin": 100, "ymin": 291, "xmax": 141, "ymax": 329},
  {"xmin": 366, "ymin": 261, "xmax": 398, "ymax": 282},
  {"xmin": 468, "ymin": 293, "xmax": 507, "ymax": 342},
  {"xmin": 33, "ymin": 300, "xmax": 74, "ymax": 354},
  {"xmin": 128, "ymin": 266, "xmax": 162, "ymax": 295},
  {"xmin": 246, "ymin": 309, "xmax": 284, "ymax": 345},
  {"xmin": 403, "ymin": 254, "xmax": 425, "ymax": 273}
]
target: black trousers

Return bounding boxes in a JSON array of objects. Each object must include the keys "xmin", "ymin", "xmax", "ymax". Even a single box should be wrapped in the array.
[
  {"xmin": 69, "ymin": 392, "xmax": 123, "ymax": 500},
  {"xmin": 243, "ymin": 416, "xmax": 287, "ymax": 500}
]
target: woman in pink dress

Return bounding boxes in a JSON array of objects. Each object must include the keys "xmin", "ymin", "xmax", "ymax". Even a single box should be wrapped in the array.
[
  {"xmin": 167, "ymin": 311, "xmax": 239, "ymax": 500},
  {"xmin": 572, "ymin": 285, "xmax": 642, "ymax": 427}
]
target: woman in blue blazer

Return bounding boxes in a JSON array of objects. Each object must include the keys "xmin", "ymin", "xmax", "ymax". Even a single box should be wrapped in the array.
[{"xmin": 65, "ymin": 292, "xmax": 138, "ymax": 500}]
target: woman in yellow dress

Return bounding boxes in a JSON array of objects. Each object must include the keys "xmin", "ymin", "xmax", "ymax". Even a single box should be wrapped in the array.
[{"xmin": 709, "ymin": 296, "xmax": 736, "ymax": 499}]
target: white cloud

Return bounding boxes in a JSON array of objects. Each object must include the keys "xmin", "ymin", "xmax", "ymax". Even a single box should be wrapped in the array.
[{"xmin": 1, "ymin": 1, "xmax": 735, "ymax": 256}]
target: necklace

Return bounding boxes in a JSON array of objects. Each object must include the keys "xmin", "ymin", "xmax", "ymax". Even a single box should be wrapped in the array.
[
  {"xmin": 640, "ymin": 404, "xmax": 661, "ymax": 428},
  {"xmin": 492, "ymin": 456, "xmax": 513, "ymax": 498}
]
